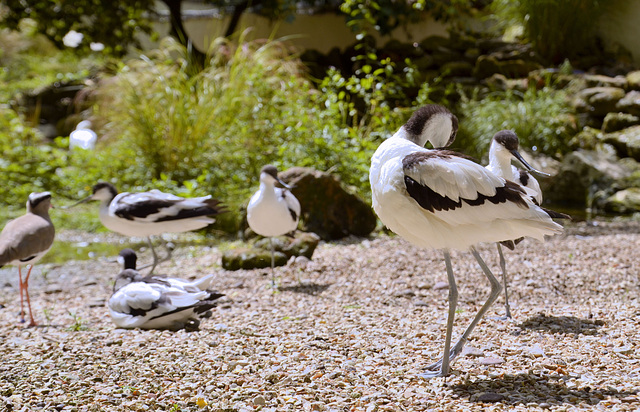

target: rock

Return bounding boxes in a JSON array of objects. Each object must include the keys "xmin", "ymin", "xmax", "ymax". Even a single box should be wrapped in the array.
[
  {"xmin": 601, "ymin": 125, "xmax": 640, "ymax": 160},
  {"xmin": 616, "ymin": 90, "xmax": 640, "ymax": 116},
  {"xmin": 545, "ymin": 150, "xmax": 633, "ymax": 208},
  {"xmin": 573, "ymin": 87, "xmax": 626, "ymax": 117},
  {"xmin": 224, "ymin": 231, "xmax": 319, "ymax": 270},
  {"xmin": 254, "ymin": 232, "xmax": 320, "ymax": 260},
  {"xmin": 440, "ymin": 61, "xmax": 474, "ymax": 77},
  {"xmin": 221, "ymin": 247, "xmax": 288, "ymax": 271},
  {"xmin": 604, "ymin": 188, "xmax": 640, "ymax": 213},
  {"xmin": 602, "ymin": 113, "xmax": 640, "ymax": 133},
  {"xmin": 461, "ymin": 346, "xmax": 484, "ymax": 357},
  {"xmin": 568, "ymin": 127, "xmax": 602, "ymax": 151},
  {"xmin": 279, "ymin": 167, "xmax": 377, "ymax": 240},
  {"xmin": 433, "ymin": 281, "xmax": 449, "ymax": 290},
  {"xmin": 473, "ymin": 54, "xmax": 542, "ymax": 79},
  {"xmin": 626, "ymin": 70, "xmax": 640, "ymax": 90},
  {"xmin": 419, "ymin": 35, "xmax": 450, "ymax": 52},
  {"xmin": 479, "ymin": 357, "xmax": 504, "ymax": 365},
  {"xmin": 582, "ymin": 74, "xmax": 628, "ymax": 89},
  {"xmin": 528, "ymin": 344, "xmax": 546, "ymax": 358},
  {"xmin": 485, "ymin": 73, "xmax": 528, "ymax": 92},
  {"xmin": 476, "ymin": 392, "xmax": 506, "ymax": 402},
  {"xmin": 253, "ymin": 395, "xmax": 266, "ymax": 406}
]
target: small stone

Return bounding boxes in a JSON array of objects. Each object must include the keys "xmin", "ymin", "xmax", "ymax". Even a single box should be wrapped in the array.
[
  {"xmin": 253, "ymin": 395, "xmax": 266, "ymax": 406},
  {"xmin": 462, "ymin": 346, "xmax": 484, "ymax": 357},
  {"xmin": 613, "ymin": 346, "xmax": 633, "ymax": 355},
  {"xmin": 476, "ymin": 392, "xmax": 505, "ymax": 402},
  {"xmin": 529, "ymin": 344, "xmax": 546, "ymax": 358},
  {"xmin": 479, "ymin": 357, "xmax": 504, "ymax": 365},
  {"xmin": 393, "ymin": 288, "xmax": 415, "ymax": 297},
  {"xmin": 433, "ymin": 281, "xmax": 449, "ymax": 290}
]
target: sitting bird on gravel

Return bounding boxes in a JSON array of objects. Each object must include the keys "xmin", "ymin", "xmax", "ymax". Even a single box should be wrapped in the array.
[
  {"xmin": 108, "ymin": 248, "xmax": 224, "ymax": 331},
  {"xmin": 0, "ymin": 192, "xmax": 55, "ymax": 327},
  {"xmin": 67, "ymin": 182, "xmax": 226, "ymax": 273},
  {"xmin": 247, "ymin": 165, "xmax": 301, "ymax": 287}
]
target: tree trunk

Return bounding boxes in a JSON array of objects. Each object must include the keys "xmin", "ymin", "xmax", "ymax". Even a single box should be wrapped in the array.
[
  {"xmin": 159, "ymin": 0, "xmax": 206, "ymax": 70},
  {"xmin": 225, "ymin": 0, "xmax": 251, "ymax": 37}
]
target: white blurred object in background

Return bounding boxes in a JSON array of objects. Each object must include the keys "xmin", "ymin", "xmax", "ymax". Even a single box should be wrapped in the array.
[{"xmin": 69, "ymin": 120, "xmax": 97, "ymax": 150}]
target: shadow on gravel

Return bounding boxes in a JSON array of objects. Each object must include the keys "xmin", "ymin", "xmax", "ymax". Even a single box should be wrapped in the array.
[
  {"xmin": 451, "ymin": 372, "xmax": 638, "ymax": 406},
  {"xmin": 517, "ymin": 313, "xmax": 605, "ymax": 336},
  {"xmin": 279, "ymin": 282, "xmax": 331, "ymax": 295}
]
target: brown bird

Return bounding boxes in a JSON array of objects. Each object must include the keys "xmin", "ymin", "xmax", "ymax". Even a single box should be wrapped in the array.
[{"xmin": 0, "ymin": 192, "xmax": 55, "ymax": 326}]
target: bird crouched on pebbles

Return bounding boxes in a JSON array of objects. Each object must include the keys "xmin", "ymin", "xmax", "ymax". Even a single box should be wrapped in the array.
[
  {"xmin": 67, "ymin": 182, "xmax": 226, "ymax": 273},
  {"xmin": 108, "ymin": 249, "xmax": 224, "ymax": 331},
  {"xmin": 369, "ymin": 104, "xmax": 569, "ymax": 378},
  {"xmin": 0, "ymin": 192, "xmax": 55, "ymax": 326}
]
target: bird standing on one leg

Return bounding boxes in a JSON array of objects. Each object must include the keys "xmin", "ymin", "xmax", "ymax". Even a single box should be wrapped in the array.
[
  {"xmin": 66, "ymin": 182, "xmax": 225, "ymax": 273},
  {"xmin": 247, "ymin": 165, "xmax": 300, "ymax": 288},
  {"xmin": 0, "ymin": 192, "xmax": 55, "ymax": 326},
  {"xmin": 370, "ymin": 105, "xmax": 568, "ymax": 378},
  {"xmin": 485, "ymin": 130, "xmax": 552, "ymax": 319}
]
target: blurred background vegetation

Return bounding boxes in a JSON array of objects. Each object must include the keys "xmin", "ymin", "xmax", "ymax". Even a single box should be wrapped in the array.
[{"xmin": 0, "ymin": 0, "xmax": 615, "ymax": 232}]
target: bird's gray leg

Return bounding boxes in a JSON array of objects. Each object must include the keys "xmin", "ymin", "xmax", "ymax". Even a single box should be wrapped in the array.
[
  {"xmin": 269, "ymin": 237, "xmax": 277, "ymax": 290},
  {"xmin": 424, "ymin": 247, "xmax": 502, "ymax": 373},
  {"xmin": 158, "ymin": 236, "xmax": 173, "ymax": 263},
  {"xmin": 419, "ymin": 249, "xmax": 458, "ymax": 378},
  {"xmin": 147, "ymin": 236, "xmax": 158, "ymax": 274},
  {"xmin": 497, "ymin": 243, "xmax": 512, "ymax": 319},
  {"xmin": 448, "ymin": 247, "xmax": 502, "ymax": 359}
]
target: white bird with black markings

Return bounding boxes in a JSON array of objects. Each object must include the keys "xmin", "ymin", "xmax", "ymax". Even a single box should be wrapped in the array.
[
  {"xmin": 67, "ymin": 182, "xmax": 225, "ymax": 273},
  {"xmin": 486, "ymin": 130, "xmax": 552, "ymax": 318},
  {"xmin": 108, "ymin": 248, "xmax": 224, "ymax": 331},
  {"xmin": 247, "ymin": 165, "xmax": 301, "ymax": 287},
  {"xmin": 0, "ymin": 192, "xmax": 55, "ymax": 326},
  {"xmin": 370, "ymin": 104, "xmax": 568, "ymax": 378}
]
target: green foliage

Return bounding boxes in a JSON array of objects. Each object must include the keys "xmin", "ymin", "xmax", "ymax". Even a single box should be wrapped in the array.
[
  {"xmin": 1, "ymin": 0, "xmax": 155, "ymax": 55},
  {"xmin": 0, "ymin": 26, "xmax": 102, "ymax": 102},
  {"xmin": 456, "ymin": 86, "xmax": 574, "ymax": 160},
  {"xmin": 87, "ymin": 37, "xmax": 405, "ymax": 227},
  {"xmin": 340, "ymin": 0, "xmax": 478, "ymax": 35},
  {"xmin": 490, "ymin": 0, "xmax": 617, "ymax": 63}
]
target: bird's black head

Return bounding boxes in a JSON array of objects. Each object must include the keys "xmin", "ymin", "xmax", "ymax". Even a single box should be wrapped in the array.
[
  {"xmin": 404, "ymin": 105, "xmax": 458, "ymax": 148},
  {"xmin": 493, "ymin": 130, "xmax": 519, "ymax": 151},
  {"xmin": 92, "ymin": 182, "xmax": 118, "ymax": 198},
  {"xmin": 260, "ymin": 165, "xmax": 279, "ymax": 179},
  {"xmin": 118, "ymin": 248, "xmax": 137, "ymax": 270}
]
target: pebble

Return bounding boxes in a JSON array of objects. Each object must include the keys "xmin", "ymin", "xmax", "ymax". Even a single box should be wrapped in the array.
[
  {"xmin": 253, "ymin": 395, "xmax": 266, "ymax": 406},
  {"xmin": 479, "ymin": 357, "xmax": 505, "ymax": 365},
  {"xmin": 433, "ymin": 281, "xmax": 449, "ymax": 290}
]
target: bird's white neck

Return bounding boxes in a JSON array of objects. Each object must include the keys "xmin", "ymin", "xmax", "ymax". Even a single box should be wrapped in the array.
[{"xmin": 488, "ymin": 145, "xmax": 513, "ymax": 177}]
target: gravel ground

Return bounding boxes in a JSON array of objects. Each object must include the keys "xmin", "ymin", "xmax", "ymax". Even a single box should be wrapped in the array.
[{"xmin": 1, "ymin": 220, "xmax": 639, "ymax": 411}]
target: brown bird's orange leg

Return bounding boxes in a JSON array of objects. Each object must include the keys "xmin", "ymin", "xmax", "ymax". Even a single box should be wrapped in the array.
[
  {"xmin": 23, "ymin": 265, "xmax": 37, "ymax": 326},
  {"xmin": 18, "ymin": 265, "xmax": 26, "ymax": 323}
]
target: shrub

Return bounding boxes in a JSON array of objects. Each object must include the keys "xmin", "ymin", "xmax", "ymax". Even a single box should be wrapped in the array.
[
  {"xmin": 455, "ymin": 86, "xmax": 574, "ymax": 161},
  {"xmin": 490, "ymin": 0, "xmax": 618, "ymax": 64}
]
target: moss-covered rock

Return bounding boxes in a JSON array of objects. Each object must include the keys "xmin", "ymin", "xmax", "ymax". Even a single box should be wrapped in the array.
[
  {"xmin": 604, "ymin": 188, "xmax": 640, "ymax": 213},
  {"xmin": 279, "ymin": 167, "xmax": 376, "ymax": 240},
  {"xmin": 601, "ymin": 125, "xmax": 640, "ymax": 160},
  {"xmin": 572, "ymin": 87, "xmax": 626, "ymax": 117},
  {"xmin": 254, "ymin": 232, "xmax": 320, "ymax": 260},
  {"xmin": 626, "ymin": 71, "xmax": 640, "ymax": 91},
  {"xmin": 221, "ymin": 248, "xmax": 288, "ymax": 271},
  {"xmin": 616, "ymin": 90, "xmax": 640, "ymax": 116},
  {"xmin": 602, "ymin": 112, "xmax": 640, "ymax": 133}
]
